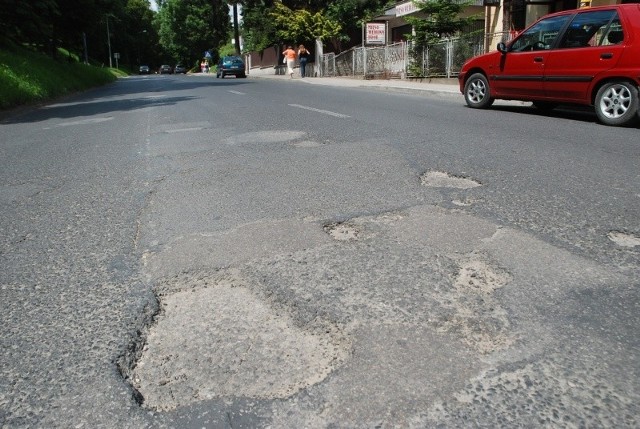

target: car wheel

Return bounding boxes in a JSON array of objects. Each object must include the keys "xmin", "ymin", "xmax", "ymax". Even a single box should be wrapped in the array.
[
  {"xmin": 239, "ymin": 73, "xmax": 246, "ymax": 78},
  {"xmin": 464, "ymin": 73, "xmax": 494, "ymax": 109},
  {"xmin": 532, "ymin": 101, "xmax": 558, "ymax": 111},
  {"xmin": 595, "ymin": 81, "xmax": 639, "ymax": 126}
]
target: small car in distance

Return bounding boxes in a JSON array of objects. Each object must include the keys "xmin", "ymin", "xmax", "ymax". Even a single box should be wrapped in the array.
[
  {"xmin": 158, "ymin": 64, "xmax": 172, "ymax": 74},
  {"xmin": 139, "ymin": 65, "xmax": 150, "ymax": 74},
  {"xmin": 458, "ymin": 4, "xmax": 640, "ymax": 126},
  {"xmin": 174, "ymin": 64, "xmax": 187, "ymax": 74},
  {"xmin": 216, "ymin": 56, "xmax": 246, "ymax": 78}
]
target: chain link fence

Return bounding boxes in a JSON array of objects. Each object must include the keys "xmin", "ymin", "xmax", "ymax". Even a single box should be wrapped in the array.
[{"xmin": 321, "ymin": 32, "xmax": 514, "ymax": 79}]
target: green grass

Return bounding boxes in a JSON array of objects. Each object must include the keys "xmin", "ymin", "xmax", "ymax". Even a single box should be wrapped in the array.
[{"xmin": 0, "ymin": 45, "xmax": 124, "ymax": 110}]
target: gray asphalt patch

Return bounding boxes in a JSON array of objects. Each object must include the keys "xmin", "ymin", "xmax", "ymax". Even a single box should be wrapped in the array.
[
  {"xmin": 132, "ymin": 273, "xmax": 349, "ymax": 411},
  {"xmin": 421, "ymin": 171, "xmax": 482, "ymax": 189},
  {"xmin": 608, "ymin": 230, "xmax": 640, "ymax": 247},
  {"xmin": 136, "ymin": 205, "xmax": 637, "ymax": 425}
]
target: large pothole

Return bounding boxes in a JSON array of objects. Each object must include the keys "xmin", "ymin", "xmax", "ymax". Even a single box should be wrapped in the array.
[{"xmin": 132, "ymin": 273, "xmax": 349, "ymax": 411}]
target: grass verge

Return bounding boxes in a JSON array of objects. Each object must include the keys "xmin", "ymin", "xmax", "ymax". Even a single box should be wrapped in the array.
[{"xmin": 0, "ymin": 45, "xmax": 125, "ymax": 110}]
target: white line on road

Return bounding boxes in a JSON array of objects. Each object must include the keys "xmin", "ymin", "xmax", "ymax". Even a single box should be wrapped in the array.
[
  {"xmin": 288, "ymin": 104, "xmax": 350, "ymax": 118},
  {"xmin": 164, "ymin": 127, "xmax": 205, "ymax": 133},
  {"xmin": 56, "ymin": 117, "xmax": 114, "ymax": 127},
  {"xmin": 228, "ymin": 90, "xmax": 246, "ymax": 95}
]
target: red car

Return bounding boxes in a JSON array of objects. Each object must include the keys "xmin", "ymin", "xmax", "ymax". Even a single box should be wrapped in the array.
[{"xmin": 459, "ymin": 4, "xmax": 640, "ymax": 126}]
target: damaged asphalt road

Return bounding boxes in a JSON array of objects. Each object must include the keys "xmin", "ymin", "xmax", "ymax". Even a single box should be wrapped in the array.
[{"xmin": 1, "ymin": 75, "xmax": 639, "ymax": 428}]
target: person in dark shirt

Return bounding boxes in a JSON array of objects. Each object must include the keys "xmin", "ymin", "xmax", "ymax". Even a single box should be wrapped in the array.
[{"xmin": 297, "ymin": 45, "xmax": 310, "ymax": 78}]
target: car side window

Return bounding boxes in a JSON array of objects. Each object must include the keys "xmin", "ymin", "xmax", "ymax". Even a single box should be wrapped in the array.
[
  {"xmin": 510, "ymin": 15, "xmax": 571, "ymax": 52},
  {"xmin": 600, "ymin": 16, "xmax": 624, "ymax": 46},
  {"xmin": 559, "ymin": 10, "xmax": 617, "ymax": 48}
]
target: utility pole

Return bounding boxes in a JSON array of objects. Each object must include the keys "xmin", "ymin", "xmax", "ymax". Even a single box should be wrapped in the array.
[
  {"xmin": 233, "ymin": 3, "xmax": 241, "ymax": 55},
  {"xmin": 83, "ymin": 32, "xmax": 88, "ymax": 64},
  {"xmin": 106, "ymin": 15, "xmax": 113, "ymax": 68}
]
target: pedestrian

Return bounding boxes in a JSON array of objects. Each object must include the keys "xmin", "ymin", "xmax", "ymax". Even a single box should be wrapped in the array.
[
  {"xmin": 200, "ymin": 60, "xmax": 206, "ymax": 73},
  {"xmin": 282, "ymin": 45, "xmax": 296, "ymax": 78},
  {"xmin": 297, "ymin": 45, "xmax": 310, "ymax": 78}
]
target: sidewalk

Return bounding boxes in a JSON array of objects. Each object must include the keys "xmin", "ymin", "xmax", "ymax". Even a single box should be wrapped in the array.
[{"xmin": 249, "ymin": 71, "xmax": 461, "ymax": 98}]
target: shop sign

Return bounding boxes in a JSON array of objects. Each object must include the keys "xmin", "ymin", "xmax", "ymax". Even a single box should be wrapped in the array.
[
  {"xmin": 396, "ymin": 1, "xmax": 420, "ymax": 17},
  {"xmin": 366, "ymin": 22, "xmax": 386, "ymax": 45}
]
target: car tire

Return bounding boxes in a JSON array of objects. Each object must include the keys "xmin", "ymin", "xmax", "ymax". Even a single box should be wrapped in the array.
[
  {"xmin": 464, "ymin": 73, "xmax": 494, "ymax": 109},
  {"xmin": 239, "ymin": 73, "xmax": 246, "ymax": 78},
  {"xmin": 595, "ymin": 81, "xmax": 639, "ymax": 126}
]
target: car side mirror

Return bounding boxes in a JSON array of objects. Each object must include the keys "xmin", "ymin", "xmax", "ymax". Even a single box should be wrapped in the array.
[{"xmin": 497, "ymin": 42, "xmax": 507, "ymax": 54}]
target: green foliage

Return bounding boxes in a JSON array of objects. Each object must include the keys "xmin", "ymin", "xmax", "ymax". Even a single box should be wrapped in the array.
[
  {"xmin": 0, "ymin": 0, "xmax": 59, "ymax": 47},
  {"xmin": 241, "ymin": 1, "xmax": 277, "ymax": 53},
  {"xmin": 218, "ymin": 43, "xmax": 237, "ymax": 58},
  {"xmin": 0, "ymin": 46, "xmax": 117, "ymax": 110},
  {"xmin": 270, "ymin": 2, "xmax": 341, "ymax": 44},
  {"xmin": 241, "ymin": 0, "xmax": 393, "ymax": 53},
  {"xmin": 406, "ymin": 0, "xmax": 476, "ymax": 47},
  {"xmin": 404, "ymin": 0, "xmax": 479, "ymax": 77},
  {"xmin": 155, "ymin": 0, "xmax": 230, "ymax": 65}
]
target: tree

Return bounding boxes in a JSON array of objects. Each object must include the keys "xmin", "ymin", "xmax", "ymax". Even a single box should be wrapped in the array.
[
  {"xmin": 405, "ymin": 0, "xmax": 477, "ymax": 48},
  {"xmin": 0, "ymin": 0, "xmax": 58, "ymax": 47},
  {"xmin": 240, "ymin": 0, "xmax": 277, "ymax": 53},
  {"xmin": 241, "ymin": 0, "xmax": 392, "ymax": 54},
  {"xmin": 326, "ymin": 0, "xmax": 393, "ymax": 52},
  {"xmin": 155, "ymin": 0, "xmax": 230, "ymax": 67},
  {"xmin": 122, "ymin": 0, "xmax": 159, "ymax": 68},
  {"xmin": 270, "ymin": 2, "xmax": 341, "ymax": 47},
  {"xmin": 405, "ymin": 0, "xmax": 479, "ymax": 77}
]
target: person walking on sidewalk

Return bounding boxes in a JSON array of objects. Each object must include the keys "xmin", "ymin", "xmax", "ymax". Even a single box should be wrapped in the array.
[
  {"xmin": 282, "ymin": 45, "xmax": 296, "ymax": 78},
  {"xmin": 297, "ymin": 45, "xmax": 310, "ymax": 78}
]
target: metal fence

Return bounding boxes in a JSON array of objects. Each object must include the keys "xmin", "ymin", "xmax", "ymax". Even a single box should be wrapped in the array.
[{"xmin": 321, "ymin": 32, "xmax": 514, "ymax": 79}]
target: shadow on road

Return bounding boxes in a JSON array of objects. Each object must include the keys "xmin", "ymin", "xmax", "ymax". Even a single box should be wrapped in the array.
[{"xmin": 0, "ymin": 74, "xmax": 253, "ymax": 125}]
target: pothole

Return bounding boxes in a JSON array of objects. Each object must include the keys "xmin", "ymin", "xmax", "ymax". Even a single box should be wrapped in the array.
[
  {"xmin": 454, "ymin": 259, "xmax": 511, "ymax": 294},
  {"xmin": 131, "ymin": 274, "xmax": 349, "ymax": 411},
  {"xmin": 421, "ymin": 171, "xmax": 482, "ymax": 189},
  {"xmin": 436, "ymin": 255, "xmax": 513, "ymax": 354},
  {"xmin": 323, "ymin": 212, "xmax": 404, "ymax": 242},
  {"xmin": 608, "ymin": 231, "xmax": 640, "ymax": 247},
  {"xmin": 324, "ymin": 221, "xmax": 361, "ymax": 241}
]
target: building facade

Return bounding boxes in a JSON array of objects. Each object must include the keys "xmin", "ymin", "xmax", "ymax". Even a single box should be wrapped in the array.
[{"xmin": 374, "ymin": 0, "xmax": 633, "ymax": 51}]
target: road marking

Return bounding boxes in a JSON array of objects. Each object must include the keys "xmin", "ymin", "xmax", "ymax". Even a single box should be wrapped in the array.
[
  {"xmin": 228, "ymin": 90, "xmax": 246, "ymax": 95},
  {"xmin": 164, "ymin": 127, "xmax": 205, "ymax": 133},
  {"xmin": 288, "ymin": 104, "xmax": 350, "ymax": 118},
  {"xmin": 56, "ymin": 117, "xmax": 113, "ymax": 127}
]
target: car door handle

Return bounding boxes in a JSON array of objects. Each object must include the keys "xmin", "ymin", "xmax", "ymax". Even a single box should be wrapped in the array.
[
  {"xmin": 534, "ymin": 57, "xmax": 544, "ymax": 62},
  {"xmin": 600, "ymin": 53, "xmax": 614, "ymax": 59}
]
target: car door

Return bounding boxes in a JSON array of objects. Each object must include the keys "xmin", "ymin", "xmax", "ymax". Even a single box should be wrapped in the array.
[
  {"xmin": 544, "ymin": 9, "xmax": 624, "ymax": 103},
  {"xmin": 492, "ymin": 14, "xmax": 571, "ymax": 99}
]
